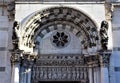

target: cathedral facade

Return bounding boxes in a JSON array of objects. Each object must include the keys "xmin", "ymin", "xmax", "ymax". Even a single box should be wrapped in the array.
[{"xmin": 0, "ymin": 0, "xmax": 120, "ymax": 83}]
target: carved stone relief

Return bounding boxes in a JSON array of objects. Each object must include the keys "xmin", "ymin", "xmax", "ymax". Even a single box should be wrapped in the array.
[
  {"xmin": 31, "ymin": 55, "xmax": 89, "ymax": 82},
  {"xmin": 32, "ymin": 66, "xmax": 88, "ymax": 82}
]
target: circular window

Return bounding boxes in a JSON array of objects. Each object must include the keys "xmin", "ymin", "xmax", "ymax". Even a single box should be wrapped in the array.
[{"xmin": 51, "ymin": 31, "xmax": 70, "ymax": 48}]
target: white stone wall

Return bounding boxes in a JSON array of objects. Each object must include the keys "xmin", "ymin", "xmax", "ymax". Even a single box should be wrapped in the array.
[
  {"xmin": 15, "ymin": 3, "xmax": 105, "ymax": 29},
  {"xmin": 15, "ymin": 3, "xmax": 106, "ymax": 54},
  {"xmin": 0, "ymin": 5, "xmax": 12, "ymax": 83},
  {"xmin": 110, "ymin": 6, "xmax": 120, "ymax": 83}
]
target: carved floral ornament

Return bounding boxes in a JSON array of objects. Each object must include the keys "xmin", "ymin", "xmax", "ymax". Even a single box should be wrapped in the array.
[
  {"xmin": 19, "ymin": 7, "xmax": 99, "ymax": 52},
  {"xmin": 51, "ymin": 31, "xmax": 70, "ymax": 48}
]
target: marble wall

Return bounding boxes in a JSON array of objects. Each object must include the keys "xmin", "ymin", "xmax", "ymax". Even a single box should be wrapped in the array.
[{"xmin": 0, "ymin": 1, "xmax": 13, "ymax": 82}]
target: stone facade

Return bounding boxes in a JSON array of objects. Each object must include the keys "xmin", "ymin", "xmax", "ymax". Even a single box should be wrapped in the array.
[{"xmin": 0, "ymin": 0, "xmax": 120, "ymax": 83}]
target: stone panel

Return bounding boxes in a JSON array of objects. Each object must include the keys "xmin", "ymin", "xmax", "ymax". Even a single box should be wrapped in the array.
[
  {"xmin": 112, "ymin": 7, "xmax": 120, "ymax": 47},
  {"xmin": 0, "ymin": 21, "xmax": 9, "ymax": 28},
  {"xmin": 0, "ymin": 31, "xmax": 8, "ymax": 47},
  {"xmin": 0, "ymin": 67, "xmax": 5, "ymax": 72},
  {"xmin": 0, "ymin": 16, "xmax": 8, "ymax": 22},
  {"xmin": 0, "ymin": 72, "xmax": 5, "ymax": 83},
  {"xmin": 0, "ymin": 51, "xmax": 7, "ymax": 66}
]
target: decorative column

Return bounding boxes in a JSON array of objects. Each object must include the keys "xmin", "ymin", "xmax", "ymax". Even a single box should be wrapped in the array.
[
  {"xmin": 85, "ymin": 55, "xmax": 100, "ymax": 83},
  {"xmin": 99, "ymin": 51, "xmax": 111, "ymax": 83},
  {"xmin": 88, "ymin": 65, "xmax": 93, "ymax": 83},
  {"xmin": 19, "ymin": 53, "xmax": 36, "ymax": 83},
  {"xmin": 10, "ymin": 50, "xmax": 23, "ymax": 83}
]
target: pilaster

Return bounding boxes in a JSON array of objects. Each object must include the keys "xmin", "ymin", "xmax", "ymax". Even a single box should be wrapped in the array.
[
  {"xmin": 10, "ymin": 49, "xmax": 23, "ymax": 83},
  {"xmin": 99, "ymin": 51, "xmax": 111, "ymax": 83}
]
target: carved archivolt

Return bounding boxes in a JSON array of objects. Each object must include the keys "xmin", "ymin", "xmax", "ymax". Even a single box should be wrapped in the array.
[{"xmin": 19, "ymin": 7, "xmax": 99, "ymax": 53}]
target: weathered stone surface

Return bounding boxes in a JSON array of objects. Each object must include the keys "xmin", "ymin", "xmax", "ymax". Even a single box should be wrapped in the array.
[{"xmin": 0, "ymin": 0, "xmax": 120, "ymax": 83}]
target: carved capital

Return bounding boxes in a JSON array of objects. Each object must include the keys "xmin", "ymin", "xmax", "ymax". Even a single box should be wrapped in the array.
[
  {"xmin": 85, "ymin": 55, "xmax": 100, "ymax": 67},
  {"xmin": 10, "ymin": 49, "xmax": 23, "ymax": 64},
  {"xmin": 99, "ymin": 51, "xmax": 111, "ymax": 67},
  {"xmin": 20, "ymin": 53, "xmax": 36, "ymax": 68}
]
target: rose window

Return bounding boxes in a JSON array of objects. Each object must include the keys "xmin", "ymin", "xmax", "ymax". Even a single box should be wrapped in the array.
[{"xmin": 52, "ymin": 31, "xmax": 70, "ymax": 48}]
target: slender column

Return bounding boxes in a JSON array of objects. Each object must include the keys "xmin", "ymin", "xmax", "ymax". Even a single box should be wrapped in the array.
[
  {"xmin": 100, "ymin": 52, "xmax": 111, "ymax": 83},
  {"xmin": 14, "ymin": 63, "xmax": 20, "ymax": 83},
  {"xmin": 97, "ymin": 67, "xmax": 101, "ymax": 83},
  {"xmin": 94, "ymin": 67, "xmax": 101, "ymax": 83},
  {"xmin": 11, "ymin": 63, "xmax": 20, "ymax": 83},
  {"xmin": 88, "ymin": 66, "xmax": 93, "ymax": 83},
  {"xmin": 94, "ymin": 67, "xmax": 97, "ymax": 83},
  {"xmin": 101, "ymin": 67, "xmax": 109, "ymax": 83},
  {"xmin": 27, "ymin": 68, "xmax": 32, "ymax": 83},
  {"xmin": 10, "ymin": 50, "xmax": 23, "ymax": 83},
  {"xmin": 19, "ymin": 54, "xmax": 35, "ymax": 83},
  {"xmin": 19, "ymin": 66, "xmax": 24, "ymax": 83},
  {"xmin": 23, "ymin": 68, "xmax": 32, "ymax": 83}
]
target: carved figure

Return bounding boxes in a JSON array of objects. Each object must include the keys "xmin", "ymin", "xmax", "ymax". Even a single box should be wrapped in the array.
[
  {"xmin": 100, "ymin": 21, "xmax": 109, "ymax": 50},
  {"xmin": 12, "ymin": 21, "xmax": 19, "ymax": 49}
]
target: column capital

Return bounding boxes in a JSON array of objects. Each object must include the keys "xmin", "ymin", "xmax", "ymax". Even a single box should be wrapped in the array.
[
  {"xmin": 85, "ymin": 55, "xmax": 100, "ymax": 67},
  {"xmin": 10, "ymin": 49, "xmax": 23, "ymax": 65},
  {"xmin": 98, "ymin": 50, "xmax": 111, "ymax": 67},
  {"xmin": 20, "ymin": 53, "xmax": 37, "ymax": 68}
]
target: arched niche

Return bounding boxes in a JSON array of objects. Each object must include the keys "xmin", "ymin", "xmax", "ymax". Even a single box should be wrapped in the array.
[{"xmin": 19, "ymin": 7, "xmax": 99, "ymax": 55}]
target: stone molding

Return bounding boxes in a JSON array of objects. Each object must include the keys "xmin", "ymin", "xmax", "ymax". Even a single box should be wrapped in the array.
[{"xmin": 15, "ymin": 0, "xmax": 103, "ymax": 2}]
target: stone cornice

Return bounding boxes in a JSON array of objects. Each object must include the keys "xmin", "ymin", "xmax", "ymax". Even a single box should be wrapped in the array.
[
  {"xmin": 15, "ymin": 0, "xmax": 104, "ymax": 2},
  {"xmin": 15, "ymin": 1, "xmax": 105, "ymax": 4}
]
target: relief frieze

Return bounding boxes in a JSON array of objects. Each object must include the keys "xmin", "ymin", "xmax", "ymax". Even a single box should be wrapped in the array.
[
  {"xmin": 36, "ymin": 55, "xmax": 85, "ymax": 66},
  {"xmin": 32, "ymin": 67, "xmax": 88, "ymax": 81}
]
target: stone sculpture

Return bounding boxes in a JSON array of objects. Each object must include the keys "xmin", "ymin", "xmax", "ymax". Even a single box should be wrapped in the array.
[{"xmin": 100, "ymin": 21, "xmax": 109, "ymax": 50}]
